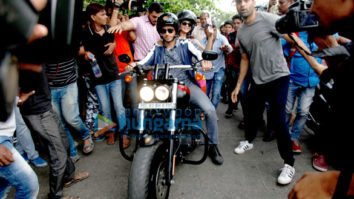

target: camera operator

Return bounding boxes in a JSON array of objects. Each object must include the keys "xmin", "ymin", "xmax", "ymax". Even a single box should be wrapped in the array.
[{"xmin": 287, "ymin": 0, "xmax": 354, "ymax": 198}]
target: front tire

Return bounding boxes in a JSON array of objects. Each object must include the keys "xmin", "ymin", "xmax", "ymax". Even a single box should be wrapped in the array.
[{"xmin": 128, "ymin": 142, "xmax": 170, "ymax": 199}]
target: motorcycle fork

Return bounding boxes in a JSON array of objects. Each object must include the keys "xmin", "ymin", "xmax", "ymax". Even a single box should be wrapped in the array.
[{"xmin": 166, "ymin": 79, "xmax": 178, "ymax": 186}]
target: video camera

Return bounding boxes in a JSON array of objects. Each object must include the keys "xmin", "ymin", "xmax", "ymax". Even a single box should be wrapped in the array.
[
  {"xmin": 275, "ymin": 0, "xmax": 319, "ymax": 33},
  {"xmin": 0, "ymin": 0, "xmax": 83, "ymax": 121},
  {"xmin": 113, "ymin": 0, "xmax": 147, "ymax": 12}
]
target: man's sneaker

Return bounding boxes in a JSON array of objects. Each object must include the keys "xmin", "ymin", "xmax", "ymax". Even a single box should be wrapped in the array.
[
  {"xmin": 21, "ymin": 153, "xmax": 29, "ymax": 162},
  {"xmin": 291, "ymin": 139, "xmax": 302, "ymax": 153},
  {"xmin": 208, "ymin": 144, "xmax": 224, "ymax": 165},
  {"xmin": 277, "ymin": 164, "xmax": 295, "ymax": 185},
  {"xmin": 312, "ymin": 153, "xmax": 328, "ymax": 172},
  {"xmin": 31, "ymin": 157, "xmax": 48, "ymax": 168},
  {"xmin": 234, "ymin": 140, "xmax": 253, "ymax": 154},
  {"xmin": 224, "ymin": 109, "xmax": 233, "ymax": 118}
]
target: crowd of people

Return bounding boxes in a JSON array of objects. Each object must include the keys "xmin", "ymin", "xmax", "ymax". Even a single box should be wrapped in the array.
[{"xmin": 1, "ymin": 0, "xmax": 353, "ymax": 198}]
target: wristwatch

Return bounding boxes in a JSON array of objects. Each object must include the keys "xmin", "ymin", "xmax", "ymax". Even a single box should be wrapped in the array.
[{"xmin": 113, "ymin": 2, "xmax": 121, "ymax": 8}]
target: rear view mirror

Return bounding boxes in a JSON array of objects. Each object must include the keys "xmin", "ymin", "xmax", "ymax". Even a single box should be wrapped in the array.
[
  {"xmin": 118, "ymin": 54, "xmax": 131, "ymax": 64},
  {"xmin": 202, "ymin": 50, "xmax": 218, "ymax": 61}
]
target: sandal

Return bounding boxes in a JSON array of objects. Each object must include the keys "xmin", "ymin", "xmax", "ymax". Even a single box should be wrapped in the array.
[
  {"xmin": 83, "ymin": 137, "xmax": 94, "ymax": 154},
  {"xmin": 107, "ymin": 133, "xmax": 115, "ymax": 145},
  {"xmin": 122, "ymin": 135, "xmax": 130, "ymax": 149},
  {"xmin": 64, "ymin": 172, "xmax": 89, "ymax": 188}
]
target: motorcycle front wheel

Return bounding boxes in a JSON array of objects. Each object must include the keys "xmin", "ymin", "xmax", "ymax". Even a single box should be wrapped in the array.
[{"xmin": 128, "ymin": 142, "xmax": 170, "ymax": 199}]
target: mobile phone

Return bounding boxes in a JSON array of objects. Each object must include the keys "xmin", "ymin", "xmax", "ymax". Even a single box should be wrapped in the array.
[{"xmin": 206, "ymin": 17, "xmax": 213, "ymax": 33}]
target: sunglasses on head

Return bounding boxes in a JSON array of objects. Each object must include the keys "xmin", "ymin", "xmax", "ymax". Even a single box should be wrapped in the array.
[
  {"xmin": 181, "ymin": 22, "xmax": 192, "ymax": 27},
  {"xmin": 160, "ymin": 28, "xmax": 174, "ymax": 34}
]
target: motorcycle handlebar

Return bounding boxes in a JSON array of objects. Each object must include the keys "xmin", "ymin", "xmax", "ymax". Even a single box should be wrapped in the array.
[{"xmin": 118, "ymin": 63, "xmax": 213, "ymax": 76}]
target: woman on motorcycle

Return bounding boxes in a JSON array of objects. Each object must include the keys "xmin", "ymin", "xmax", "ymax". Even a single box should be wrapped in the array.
[{"xmin": 177, "ymin": 10, "xmax": 210, "ymax": 50}]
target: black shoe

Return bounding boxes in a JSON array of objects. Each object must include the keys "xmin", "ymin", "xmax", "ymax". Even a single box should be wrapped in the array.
[
  {"xmin": 224, "ymin": 109, "xmax": 233, "ymax": 118},
  {"xmin": 238, "ymin": 121, "xmax": 245, "ymax": 129},
  {"xmin": 263, "ymin": 131, "xmax": 276, "ymax": 142},
  {"xmin": 208, "ymin": 144, "xmax": 224, "ymax": 165},
  {"xmin": 221, "ymin": 98, "xmax": 229, "ymax": 104}
]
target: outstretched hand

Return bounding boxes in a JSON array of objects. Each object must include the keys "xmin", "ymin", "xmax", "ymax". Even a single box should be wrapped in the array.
[{"xmin": 108, "ymin": 24, "xmax": 123, "ymax": 34}]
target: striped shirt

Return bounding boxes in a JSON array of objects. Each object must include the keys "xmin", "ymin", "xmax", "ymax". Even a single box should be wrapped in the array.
[
  {"xmin": 130, "ymin": 15, "xmax": 161, "ymax": 61},
  {"xmin": 45, "ymin": 58, "xmax": 77, "ymax": 88}
]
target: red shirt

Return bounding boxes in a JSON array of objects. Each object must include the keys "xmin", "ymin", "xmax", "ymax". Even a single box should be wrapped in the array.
[{"xmin": 114, "ymin": 31, "xmax": 134, "ymax": 73}]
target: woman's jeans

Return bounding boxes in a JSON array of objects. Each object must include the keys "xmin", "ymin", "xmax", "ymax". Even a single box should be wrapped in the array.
[{"xmin": 95, "ymin": 79, "xmax": 126, "ymax": 133}]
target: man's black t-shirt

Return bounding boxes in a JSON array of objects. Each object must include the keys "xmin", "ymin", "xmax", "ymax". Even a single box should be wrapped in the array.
[
  {"xmin": 19, "ymin": 69, "xmax": 52, "ymax": 115},
  {"xmin": 82, "ymin": 25, "xmax": 120, "ymax": 85}
]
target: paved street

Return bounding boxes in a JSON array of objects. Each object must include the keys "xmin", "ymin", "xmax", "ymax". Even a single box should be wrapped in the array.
[{"xmin": 12, "ymin": 102, "xmax": 319, "ymax": 199}]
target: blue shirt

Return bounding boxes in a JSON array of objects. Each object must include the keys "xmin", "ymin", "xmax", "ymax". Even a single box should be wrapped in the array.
[
  {"xmin": 282, "ymin": 32, "xmax": 321, "ymax": 88},
  {"xmin": 200, "ymin": 33, "xmax": 232, "ymax": 80}
]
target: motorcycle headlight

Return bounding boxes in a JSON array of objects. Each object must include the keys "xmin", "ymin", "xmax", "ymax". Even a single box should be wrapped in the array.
[
  {"xmin": 140, "ymin": 86, "xmax": 154, "ymax": 102},
  {"xmin": 155, "ymin": 85, "xmax": 170, "ymax": 101}
]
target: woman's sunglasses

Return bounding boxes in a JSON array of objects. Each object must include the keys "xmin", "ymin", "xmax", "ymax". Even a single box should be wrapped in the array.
[
  {"xmin": 160, "ymin": 28, "xmax": 175, "ymax": 34},
  {"xmin": 181, "ymin": 22, "xmax": 192, "ymax": 27}
]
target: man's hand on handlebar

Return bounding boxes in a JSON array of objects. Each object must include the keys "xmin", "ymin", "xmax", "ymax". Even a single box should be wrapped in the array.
[{"xmin": 125, "ymin": 62, "xmax": 137, "ymax": 72}]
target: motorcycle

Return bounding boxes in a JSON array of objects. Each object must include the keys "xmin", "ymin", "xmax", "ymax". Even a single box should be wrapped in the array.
[{"xmin": 117, "ymin": 51, "xmax": 218, "ymax": 199}]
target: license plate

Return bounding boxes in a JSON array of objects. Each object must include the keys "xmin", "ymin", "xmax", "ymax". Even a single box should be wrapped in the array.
[{"xmin": 138, "ymin": 102, "xmax": 176, "ymax": 109}]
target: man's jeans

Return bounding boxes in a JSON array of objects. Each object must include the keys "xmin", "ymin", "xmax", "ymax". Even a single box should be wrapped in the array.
[
  {"xmin": 51, "ymin": 82, "xmax": 91, "ymax": 157},
  {"xmin": 285, "ymin": 80, "xmax": 316, "ymax": 140},
  {"xmin": 22, "ymin": 110, "xmax": 75, "ymax": 199},
  {"xmin": 206, "ymin": 68, "xmax": 225, "ymax": 109},
  {"xmin": 95, "ymin": 79, "xmax": 126, "ymax": 132},
  {"xmin": 187, "ymin": 82, "xmax": 219, "ymax": 145},
  {"xmin": 245, "ymin": 76, "xmax": 294, "ymax": 166},
  {"xmin": 0, "ymin": 136, "xmax": 39, "ymax": 199},
  {"xmin": 14, "ymin": 105, "xmax": 40, "ymax": 160}
]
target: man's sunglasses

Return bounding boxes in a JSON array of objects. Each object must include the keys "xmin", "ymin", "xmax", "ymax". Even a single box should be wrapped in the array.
[
  {"xmin": 160, "ymin": 28, "xmax": 174, "ymax": 34},
  {"xmin": 181, "ymin": 22, "xmax": 192, "ymax": 27}
]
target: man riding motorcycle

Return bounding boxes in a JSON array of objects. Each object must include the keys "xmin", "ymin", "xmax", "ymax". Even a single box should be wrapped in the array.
[{"xmin": 129, "ymin": 12, "xmax": 224, "ymax": 165}]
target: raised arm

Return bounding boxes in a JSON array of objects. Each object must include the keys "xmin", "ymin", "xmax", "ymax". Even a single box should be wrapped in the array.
[
  {"xmin": 283, "ymin": 33, "xmax": 328, "ymax": 76},
  {"xmin": 108, "ymin": 20, "xmax": 135, "ymax": 34}
]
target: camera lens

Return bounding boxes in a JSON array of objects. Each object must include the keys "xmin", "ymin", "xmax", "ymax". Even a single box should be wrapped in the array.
[{"xmin": 303, "ymin": 0, "xmax": 313, "ymax": 9}]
